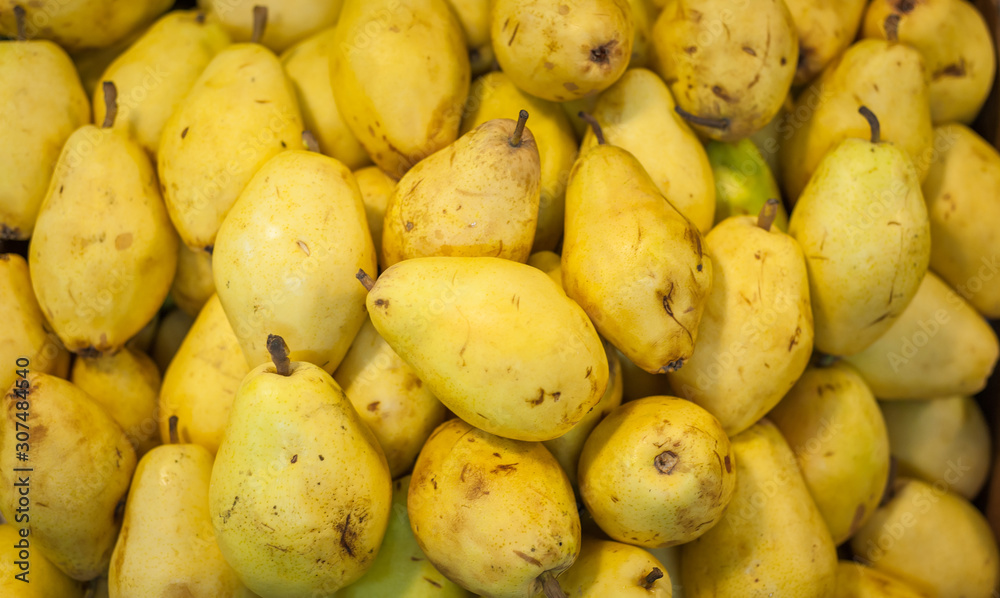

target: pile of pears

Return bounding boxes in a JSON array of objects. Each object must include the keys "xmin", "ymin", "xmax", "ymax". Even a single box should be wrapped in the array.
[{"xmin": 3, "ymin": 0, "xmax": 1000, "ymax": 596}]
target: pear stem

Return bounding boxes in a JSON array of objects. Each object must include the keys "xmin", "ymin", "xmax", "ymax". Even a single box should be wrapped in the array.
[
  {"xmin": 251, "ymin": 5, "xmax": 267, "ymax": 44},
  {"xmin": 884, "ymin": 14, "xmax": 901, "ymax": 42},
  {"xmin": 101, "ymin": 81, "xmax": 118, "ymax": 129},
  {"xmin": 168, "ymin": 415, "xmax": 179, "ymax": 445},
  {"xmin": 267, "ymin": 334, "xmax": 292, "ymax": 376},
  {"xmin": 302, "ymin": 130, "xmax": 320, "ymax": 153},
  {"xmin": 674, "ymin": 106, "xmax": 730, "ymax": 131},
  {"xmin": 13, "ymin": 5, "xmax": 26, "ymax": 41},
  {"xmin": 539, "ymin": 571, "xmax": 567, "ymax": 598},
  {"xmin": 578, "ymin": 111, "xmax": 605, "ymax": 145},
  {"xmin": 757, "ymin": 199, "xmax": 780, "ymax": 231},
  {"xmin": 509, "ymin": 110, "xmax": 529, "ymax": 147},
  {"xmin": 641, "ymin": 568, "xmax": 665, "ymax": 590},
  {"xmin": 858, "ymin": 106, "xmax": 880, "ymax": 144},
  {"xmin": 356, "ymin": 269, "xmax": 375, "ymax": 292}
]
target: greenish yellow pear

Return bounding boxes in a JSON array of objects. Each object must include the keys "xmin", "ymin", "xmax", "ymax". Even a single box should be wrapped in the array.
[
  {"xmin": 461, "ymin": 71, "xmax": 578, "ymax": 252},
  {"xmin": 0, "ymin": 373, "xmax": 136, "ymax": 581},
  {"xmin": 151, "ymin": 308, "xmax": 195, "ymax": 374},
  {"xmin": 863, "ymin": 0, "xmax": 995, "ymax": 125},
  {"xmin": 851, "ymin": 478, "xmax": 1000, "ymax": 598},
  {"xmin": 408, "ymin": 418, "xmax": 581, "ymax": 598},
  {"xmin": 527, "ymin": 250, "xmax": 565, "ymax": 288},
  {"xmin": 337, "ymin": 476, "xmax": 472, "ymax": 597},
  {"xmin": 779, "ymin": 40, "xmax": 933, "ymax": 202},
  {"xmin": 768, "ymin": 362, "xmax": 890, "ymax": 545},
  {"xmin": 171, "ymin": 241, "xmax": 216, "ymax": 317},
  {"xmin": 198, "ymin": 0, "xmax": 343, "ymax": 52},
  {"xmin": 334, "ymin": 318, "xmax": 449, "ymax": 479},
  {"xmin": 353, "ymin": 166, "xmax": 396, "ymax": 267},
  {"xmin": 834, "ymin": 561, "xmax": 926, "ymax": 598},
  {"xmin": 544, "ymin": 537, "xmax": 672, "ymax": 597},
  {"xmin": 880, "ymin": 396, "xmax": 991, "ymax": 500},
  {"xmin": 788, "ymin": 109, "xmax": 930, "ymax": 357},
  {"xmin": 579, "ymin": 396, "xmax": 736, "ymax": 547},
  {"xmin": 331, "ymin": 0, "xmax": 469, "ymax": 178},
  {"xmin": 705, "ymin": 139, "xmax": 788, "ymax": 231},
  {"xmin": 445, "ymin": 0, "xmax": 494, "ymax": 74},
  {"xmin": 651, "ymin": 0, "xmax": 797, "ymax": 141},
  {"xmin": 668, "ymin": 204, "xmax": 813, "ymax": 436},
  {"xmin": 784, "ymin": 0, "xmax": 867, "ymax": 85},
  {"xmin": 843, "ymin": 272, "xmax": 999, "ymax": 399},
  {"xmin": 580, "ymin": 68, "xmax": 715, "ymax": 232},
  {"xmin": 109, "ymin": 417, "xmax": 240, "ymax": 597},
  {"xmin": 93, "ymin": 10, "xmax": 230, "ymax": 157},
  {"xmin": 209, "ymin": 336, "xmax": 392, "ymax": 596},
  {"xmin": 159, "ymin": 294, "xmax": 249, "ymax": 455},
  {"xmin": 281, "ymin": 27, "xmax": 371, "ymax": 170},
  {"xmin": 0, "ymin": 0, "xmax": 171, "ymax": 52},
  {"xmin": 563, "ymin": 129, "xmax": 713, "ymax": 374},
  {"xmin": 382, "ymin": 115, "xmax": 541, "ymax": 267},
  {"xmin": 366, "ymin": 257, "xmax": 608, "ymax": 441},
  {"xmin": 680, "ymin": 420, "xmax": 838, "ymax": 597},
  {"xmin": 491, "ymin": 0, "xmax": 633, "ymax": 102},
  {"xmin": 30, "ymin": 85, "xmax": 178, "ymax": 356},
  {"xmin": 0, "ymin": 523, "xmax": 84, "ymax": 596},
  {"xmin": 0, "ymin": 11, "xmax": 90, "ymax": 240}
]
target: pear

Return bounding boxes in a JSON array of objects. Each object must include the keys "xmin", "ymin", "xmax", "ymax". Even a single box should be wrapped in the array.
[
  {"xmin": 0, "ymin": 373, "xmax": 136, "ymax": 580},
  {"xmin": 381, "ymin": 114, "xmax": 541, "ymax": 267},
  {"xmin": 579, "ymin": 68, "xmax": 715, "ymax": 233},
  {"xmin": 491, "ymin": 0, "xmax": 633, "ymax": 102},
  {"xmin": 550, "ymin": 537, "xmax": 671, "ymax": 597},
  {"xmin": 616, "ymin": 347, "xmax": 673, "ymax": 403},
  {"xmin": 768, "ymin": 362, "xmax": 890, "ymax": 545},
  {"xmin": 788, "ymin": 108, "xmax": 930, "ymax": 357},
  {"xmin": 408, "ymin": 418, "xmax": 581, "ymax": 598},
  {"xmin": 651, "ymin": 0, "xmax": 797, "ymax": 142},
  {"xmin": 109, "ymin": 417, "xmax": 240, "ymax": 596},
  {"xmin": 705, "ymin": 139, "xmax": 788, "ymax": 231},
  {"xmin": 353, "ymin": 166, "xmax": 396, "ymax": 268},
  {"xmin": 680, "ymin": 420, "xmax": 838, "ymax": 598},
  {"xmin": 668, "ymin": 202, "xmax": 813, "ymax": 436},
  {"xmin": 851, "ymin": 478, "xmax": 1000, "ymax": 598},
  {"xmin": 0, "ymin": 254, "xmax": 70, "ymax": 395},
  {"xmin": 461, "ymin": 71, "xmax": 579, "ymax": 253},
  {"xmin": 198, "ymin": 0, "xmax": 343, "ymax": 52},
  {"xmin": 334, "ymin": 318, "xmax": 449, "ymax": 479},
  {"xmin": 158, "ymin": 8, "xmax": 303, "ymax": 251},
  {"xmin": 171, "ymin": 241, "xmax": 216, "ymax": 317},
  {"xmin": 921, "ymin": 124, "xmax": 1000, "ymax": 318},
  {"xmin": 579, "ymin": 396, "xmax": 735, "ymax": 547},
  {"xmin": 779, "ymin": 40, "xmax": 933, "ymax": 202},
  {"xmin": 880, "ymin": 396, "xmax": 991, "ymax": 500},
  {"xmin": 0, "ymin": 523, "xmax": 84, "ymax": 596},
  {"xmin": 71, "ymin": 347, "xmax": 162, "ymax": 458},
  {"xmin": 331, "ymin": 0, "xmax": 469, "ymax": 178},
  {"xmin": 0, "ymin": 0, "xmax": 171, "ymax": 52},
  {"xmin": 748, "ymin": 94, "xmax": 794, "ymax": 181},
  {"xmin": 93, "ymin": 10, "xmax": 230, "ymax": 158},
  {"xmin": 562, "ymin": 120, "xmax": 712, "ymax": 374},
  {"xmin": 645, "ymin": 545, "xmax": 683, "ymax": 598},
  {"xmin": 280, "ymin": 27, "xmax": 371, "ymax": 170},
  {"xmin": 363, "ymin": 256, "xmax": 609, "ymax": 441},
  {"xmin": 627, "ymin": 0, "xmax": 655, "ymax": 68},
  {"xmin": 29, "ymin": 83, "xmax": 178, "ymax": 356},
  {"xmin": 834, "ymin": 561, "xmax": 926, "ymax": 598},
  {"xmin": 159, "ymin": 294, "xmax": 249, "ymax": 455},
  {"xmin": 0, "ymin": 8, "xmax": 90, "ymax": 240},
  {"xmin": 527, "ymin": 250, "xmax": 564, "ymax": 288},
  {"xmin": 843, "ymin": 272, "xmax": 999, "ymax": 399},
  {"xmin": 863, "ymin": 0, "xmax": 995, "ymax": 125},
  {"xmin": 151, "ymin": 308, "xmax": 196, "ymax": 374},
  {"xmin": 72, "ymin": 24, "xmax": 150, "ymax": 96},
  {"xmin": 445, "ymin": 0, "xmax": 494, "ymax": 75},
  {"xmin": 209, "ymin": 335, "xmax": 392, "ymax": 596},
  {"xmin": 784, "ymin": 0, "xmax": 867, "ymax": 85},
  {"xmin": 562, "ymin": 95, "xmax": 601, "ymax": 141},
  {"xmin": 213, "ymin": 150, "xmax": 376, "ymax": 373},
  {"xmin": 338, "ymin": 475, "xmax": 472, "ymax": 597},
  {"xmin": 127, "ymin": 313, "xmax": 160, "ymax": 354}
]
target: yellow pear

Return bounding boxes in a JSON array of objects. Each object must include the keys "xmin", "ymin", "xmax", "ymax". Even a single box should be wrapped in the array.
[
  {"xmin": 614, "ymin": 348, "xmax": 672, "ymax": 403},
  {"xmin": 834, "ymin": 561, "xmax": 926, "ymax": 598},
  {"xmin": 562, "ymin": 95, "xmax": 601, "ymax": 141},
  {"xmin": 171, "ymin": 241, "xmax": 215, "ymax": 317},
  {"xmin": 213, "ymin": 150, "xmax": 375, "ymax": 373},
  {"xmin": 445, "ymin": 0, "xmax": 494, "ymax": 75},
  {"xmin": 461, "ymin": 71, "xmax": 579, "ymax": 252},
  {"xmin": 627, "ymin": 0, "xmax": 655, "ymax": 68},
  {"xmin": 408, "ymin": 418, "xmax": 581, "ymax": 598},
  {"xmin": 784, "ymin": 0, "xmax": 867, "ymax": 85},
  {"xmin": 72, "ymin": 24, "xmax": 150, "ymax": 97},
  {"xmin": 527, "ymin": 250, "xmax": 565, "ymax": 288},
  {"xmin": 381, "ymin": 115, "xmax": 541, "ymax": 267},
  {"xmin": 150, "ymin": 308, "xmax": 195, "ymax": 374},
  {"xmin": 29, "ymin": 84, "xmax": 178, "ymax": 356},
  {"xmin": 0, "ymin": 0, "xmax": 171, "ymax": 52},
  {"xmin": 548, "ymin": 537, "xmax": 672, "ymax": 597},
  {"xmin": 645, "ymin": 545, "xmax": 683, "ymax": 598},
  {"xmin": 0, "ymin": 523, "xmax": 84, "ymax": 596},
  {"xmin": 580, "ymin": 68, "xmax": 715, "ymax": 232},
  {"xmin": 365, "ymin": 256, "xmax": 608, "ymax": 441},
  {"xmin": 0, "ymin": 373, "xmax": 136, "ymax": 580},
  {"xmin": 198, "ymin": 0, "xmax": 343, "ymax": 52},
  {"xmin": 843, "ymin": 272, "xmax": 1000, "ymax": 399},
  {"xmin": 127, "ymin": 313, "xmax": 160, "ymax": 354},
  {"xmin": 353, "ymin": 166, "xmax": 396, "ymax": 268},
  {"xmin": 92, "ymin": 10, "xmax": 230, "ymax": 157},
  {"xmin": 331, "ymin": 0, "xmax": 469, "ymax": 178}
]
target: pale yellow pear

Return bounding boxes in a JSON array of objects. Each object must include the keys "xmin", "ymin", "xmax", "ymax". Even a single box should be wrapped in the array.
[
  {"xmin": 843, "ymin": 272, "xmax": 999, "ymax": 399},
  {"xmin": 544, "ymin": 537, "xmax": 671, "ymax": 597},
  {"xmin": 381, "ymin": 117, "xmax": 541, "ymax": 267},
  {"xmin": 93, "ymin": 10, "xmax": 230, "ymax": 157},
  {"xmin": 0, "ymin": 0, "xmax": 171, "ymax": 52},
  {"xmin": 680, "ymin": 420, "xmax": 838, "ymax": 598},
  {"xmin": 0, "ymin": 523, "xmax": 84, "ymax": 596},
  {"xmin": 366, "ymin": 257, "xmax": 608, "ymax": 441},
  {"xmin": 151, "ymin": 308, "xmax": 195, "ymax": 374},
  {"xmin": 444, "ymin": 0, "xmax": 494, "ymax": 74},
  {"xmin": 768, "ymin": 363, "xmax": 890, "ymax": 544},
  {"xmin": 461, "ymin": 71, "xmax": 578, "ymax": 252},
  {"xmin": 353, "ymin": 166, "xmax": 396, "ymax": 267},
  {"xmin": 0, "ymin": 373, "xmax": 136, "ymax": 581},
  {"xmin": 833, "ymin": 561, "xmax": 926, "ymax": 598},
  {"xmin": 198, "ymin": 0, "xmax": 343, "ymax": 52},
  {"xmin": 784, "ymin": 0, "xmax": 867, "ymax": 85},
  {"xmin": 408, "ymin": 418, "xmax": 581, "ymax": 598},
  {"xmin": 171, "ymin": 242, "xmax": 215, "ymax": 317},
  {"xmin": 331, "ymin": 0, "xmax": 469, "ymax": 178},
  {"xmin": 580, "ymin": 68, "xmax": 715, "ymax": 232},
  {"xmin": 213, "ymin": 150, "xmax": 375, "ymax": 373},
  {"xmin": 334, "ymin": 318, "xmax": 448, "ymax": 478},
  {"xmin": 527, "ymin": 250, "xmax": 564, "ymax": 288}
]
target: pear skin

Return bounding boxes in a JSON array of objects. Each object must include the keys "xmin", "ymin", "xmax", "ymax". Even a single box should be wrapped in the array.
[
  {"xmin": 151, "ymin": 308, "xmax": 195, "ymax": 374},
  {"xmin": 0, "ymin": 0, "xmax": 172, "ymax": 52},
  {"xmin": 784, "ymin": 0, "xmax": 867, "ymax": 85},
  {"xmin": 0, "ymin": 524, "xmax": 84, "ymax": 596},
  {"xmin": 550, "ymin": 537, "xmax": 672, "ymax": 597},
  {"xmin": 171, "ymin": 242, "xmax": 215, "ymax": 317},
  {"xmin": 198, "ymin": 0, "xmax": 343, "ymax": 52},
  {"xmin": 444, "ymin": 0, "xmax": 494, "ymax": 75},
  {"xmin": 627, "ymin": 0, "xmax": 655, "ymax": 69},
  {"xmin": 527, "ymin": 250, "xmax": 565, "ymax": 289},
  {"xmin": 705, "ymin": 139, "xmax": 788, "ymax": 231},
  {"xmin": 834, "ymin": 561, "xmax": 926, "ymax": 598}
]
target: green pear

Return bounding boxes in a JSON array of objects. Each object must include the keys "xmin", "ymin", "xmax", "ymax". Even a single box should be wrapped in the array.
[
  {"xmin": 209, "ymin": 335, "xmax": 392, "ymax": 596},
  {"xmin": 784, "ymin": 0, "xmax": 867, "ymax": 85},
  {"xmin": 833, "ymin": 561, "xmax": 926, "ymax": 598},
  {"xmin": 353, "ymin": 166, "xmax": 396, "ymax": 269},
  {"xmin": 198, "ymin": 0, "xmax": 343, "ymax": 52},
  {"xmin": 0, "ymin": 0, "xmax": 172, "ymax": 52},
  {"xmin": 445, "ymin": 0, "xmax": 494, "ymax": 75},
  {"xmin": 548, "ymin": 537, "xmax": 672, "ymax": 597},
  {"xmin": 0, "ymin": 373, "xmax": 136, "ymax": 580},
  {"xmin": 171, "ymin": 241, "xmax": 215, "ymax": 317},
  {"xmin": 0, "ymin": 523, "xmax": 84, "ymax": 596},
  {"xmin": 706, "ymin": 139, "xmax": 788, "ymax": 231}
]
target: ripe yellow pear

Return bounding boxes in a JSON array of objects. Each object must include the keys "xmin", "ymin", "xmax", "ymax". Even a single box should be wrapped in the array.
[
  {"xmin": 353, "ymin": 166, "xmax": 396, "ymax": 268},
  {"xmin": 527, "ymin": 250, "xmax": 565, "ymax": 288},
  {"xmin": 548, "ymin": 537, "xmax": 672, "ymax": 597},
  {"xmin": 171, "ymin": 241, "xmax": 215, "ymax": 317},
  {"xmin": 150, "ymin": 308, "xmax": 195, "ymax": 374},
  {"xmin": 408, "ymin": 418, "xmax": 581, "ymax": 598},
  {"xmin": 834, "ymin": 561, "xmax": 926, "ymax": 598},
  {"xmin": 445, "ymin": 0, "xmax": 494, "ymax": 75},
  {"xmin": 198, "ymin": 0, "xmax": 343, "ymax": 52},
  {"xmin": 331, "ymin": 0, "xmax": 469, "ymax": 178},
  {"xmin": 627, "ymin": 0, "xmax": 655, "ymax": 68},
  {"xmin": 784, "ymin": 0, "xmax": 867, "ymax": 85},
  {"xmin": 0, "ymin": 523, "xmax": 84, "ymax": 596},
  {"xmin": 617, "ymin": 346, "xmax": 673, "ymax": 403},
  {"xmin": 0, "ymin": 0, "xmax": 171, "ymax": 52}
]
